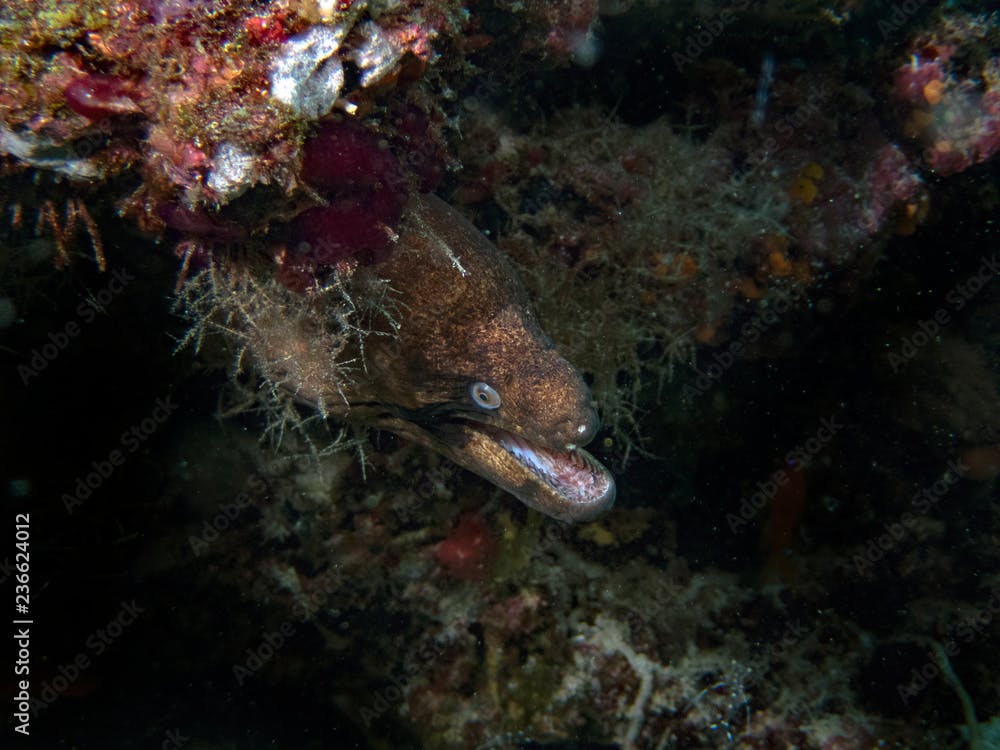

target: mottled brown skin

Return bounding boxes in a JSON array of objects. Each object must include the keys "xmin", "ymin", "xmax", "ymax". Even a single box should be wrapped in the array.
[{"xmin": 340, "ymin": 193, "xmax": 615, "ymax": 521}]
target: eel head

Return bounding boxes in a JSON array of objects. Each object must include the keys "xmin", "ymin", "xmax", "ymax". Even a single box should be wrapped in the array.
[{"xmin": 350, "ymin": 194, "xmax": 615, "ymax": 522}]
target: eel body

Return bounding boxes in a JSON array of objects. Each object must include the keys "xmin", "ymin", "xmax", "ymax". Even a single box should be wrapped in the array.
[{"xmin": 265, "ymin": 193, "xmax": 616, "ymax": 522}]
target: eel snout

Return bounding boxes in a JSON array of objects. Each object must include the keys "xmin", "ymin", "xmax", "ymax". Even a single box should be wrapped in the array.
[{"xmin": 447, "ymin": 421, "xmax": 616, "ymax": 523}]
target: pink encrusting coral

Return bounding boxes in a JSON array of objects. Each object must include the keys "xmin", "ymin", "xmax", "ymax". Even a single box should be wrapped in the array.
[
  {"xmin": 893, "ymin": 12, "xmax": 1000, "ymax": 176},
  {"xmin": 63, "ymin": 73, "xmax": 143, "ymax": 121},
  {"xmin": 434, "ymin": 513, "xmax": 498, "ymax": 581},
  {"xmin": 859, "ymin": 144, "xmax": 927, "ymax": 235},
  {"xmin": 291, "ymin": 120, "xmax": 408, "ymax": 270},
  {"xmin": 892, "ymin": 54, "xmax": 949, "ymax": 109},
  {"xmin": 279, "ymin": 109, "xmax": 446, "ymax": 285}
]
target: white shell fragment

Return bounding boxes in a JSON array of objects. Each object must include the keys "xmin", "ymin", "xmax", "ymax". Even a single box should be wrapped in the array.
[
  {"xmin": 349, "ymin": 21, "xmax": 402, "ymax": 88},
  {"xmin": 0, "ymin": 126, "xmax": 102, "ymax": 180},
  {"xmin": 207, "ymin": 142, "xmax": 255, "ymax": 202},
  {"xmin": 268, "ymin": 25, "xmax": 350, "ymax": 118},
  {"xmin": 312, "ymin": 0, "xmax": 369, "ymax": 21}
]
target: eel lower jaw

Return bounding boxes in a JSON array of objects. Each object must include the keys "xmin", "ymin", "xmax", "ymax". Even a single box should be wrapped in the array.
[{"xmin": 429, "ymin": 419, "xmax": 616, "ymax": 523}]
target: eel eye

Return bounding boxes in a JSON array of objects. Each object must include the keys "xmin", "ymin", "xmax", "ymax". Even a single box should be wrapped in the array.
[{"xmin": 470, "ymin": 382, "xmax": 501, "ymax": 410}]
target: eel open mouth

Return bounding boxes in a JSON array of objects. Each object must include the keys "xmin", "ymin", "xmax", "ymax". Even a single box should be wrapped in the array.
[{"xmin": 429, "ymin": 419, "xmax": 616, "ymax": 523}]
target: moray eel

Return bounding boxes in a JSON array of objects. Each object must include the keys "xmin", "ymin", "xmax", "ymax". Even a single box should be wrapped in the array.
[{"xmin": 339, "ymin": 193, "xmax": 616, "ymax": 522}]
